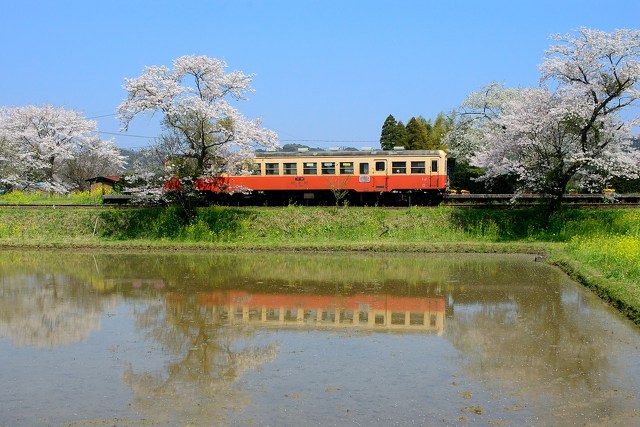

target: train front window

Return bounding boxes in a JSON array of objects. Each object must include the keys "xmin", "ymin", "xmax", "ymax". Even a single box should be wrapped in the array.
[
  {"xmin": 339, "ymin": 162, "xmax": 354, "ymax": 174},
  {"xmin": 265, "ymin": 163, "xmax": 279, "ymax": 175},
  {"xmin": 431, "ymin": 160, "xmax": 438, "ymax": 173},
  {"xmin": 392, "ymin": 161, "xmax": 407, "ymax": 174},
  {"xmin": 411, "ymin": 161, "xmax": 426, "ymax": 174},
  {"xmin": 283, "ymin": 163, "xmax": 297, "ymax": 175},
  {"xmin": 359, "ymin": 163, "xmax": 369, "ymax": 174},
  {"xmin": 321, "ymin": 162, "xmax": 335, "ymax": 175},
  {"xmin": 303, "ymin": 162, "xmax": 317, "ymax": 175}
]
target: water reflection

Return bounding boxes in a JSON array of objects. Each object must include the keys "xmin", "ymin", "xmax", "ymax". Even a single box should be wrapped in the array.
[
  {"xmin": 0, "ymin": 250, "xmax": 638, "ymax": 426},
  {"xmin": 123, "ymin": 291, "xmax": 278, "ymax": 424},
  {"xmin": 195, "ymin": 291, "xmax": 445, "ymax": 332},
  {"xmin": 0, "ymin": 269, "xmax": 120, "ymax": 348},
  {"xmin": 0, "ymin": 250, "xmax": 454, "ymax": 348}
]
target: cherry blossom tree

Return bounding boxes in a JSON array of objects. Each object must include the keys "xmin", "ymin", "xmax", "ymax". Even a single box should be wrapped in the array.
[
  {"xmin": 0, "ymin": 105, "xmax": 125, "ymax": 193},
  {"xmin": 475, "ymin": 87, "xmax": 640, "ymax": 205},
  {"xmin": 444, "ymin": 82, "xmax": 522, "ymax": 160},
  {"xmin": 117, "ymin": 55, "xmax": 279, "ymax": 182},
  {"xmin": 0, "ymin": 133, "xmax": 19, "ymax": 191},
  {"xmin": 447, "ymin": 28, "xmax": 640, "ymax": 209}
]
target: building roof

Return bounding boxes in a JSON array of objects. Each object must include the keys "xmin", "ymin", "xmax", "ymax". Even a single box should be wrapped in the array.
[{"xmin": 86, "ymin": 176, "xmax": 120, "ymax": 183}]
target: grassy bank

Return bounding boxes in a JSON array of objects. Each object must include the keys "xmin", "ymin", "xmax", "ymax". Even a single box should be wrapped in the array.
[
  {"xmin": 0, "ymin": 189, "xmax": 105, "ymax": 205},
  {"xmin": 1, "ymin": 205, "xmax": 639, "ymax": 324}
]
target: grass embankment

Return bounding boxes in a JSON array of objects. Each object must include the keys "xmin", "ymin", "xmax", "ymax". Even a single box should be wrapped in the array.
[
  {"xmin": 0, "ymin": 189, "xmax": 105, "ymax": 205},
  {"xmin": 0, "ymin": 205, "xmax": 639, "ymax": 324}
]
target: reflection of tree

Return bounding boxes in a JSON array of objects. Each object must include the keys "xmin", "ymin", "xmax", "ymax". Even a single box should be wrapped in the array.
[
  {"xmin": 0, "ymin": 249, "xmax": 468, "ymax": 296},
  {"xmin": 123, "ymin": 294, "xmax": 278, "ymax": 425},
  {"xmin": 2, "ymin": 249, "xmax": 634, "ymax": 424},
  {"xmin": 0, "ymin": 273, "xmax": 119, "ymax": 348},
  {"xmin": 92, "ymin": 251, "xmax": 452, "ymax": 291},
  {"xmin": 444, "ymin": 260, "xmax": 618, "ymax": 422}
]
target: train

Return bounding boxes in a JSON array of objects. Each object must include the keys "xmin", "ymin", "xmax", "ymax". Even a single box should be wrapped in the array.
[{"xmin": 179, "ymin": 149, "xmax": 450, "ymax": 206}]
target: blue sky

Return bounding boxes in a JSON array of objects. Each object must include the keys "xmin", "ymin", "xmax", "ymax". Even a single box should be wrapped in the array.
[{"xmin": 1, "ymin": 0, "xmax": 639, "ymax": 150}]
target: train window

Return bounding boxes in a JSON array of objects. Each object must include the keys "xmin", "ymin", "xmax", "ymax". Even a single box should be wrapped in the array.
[
  {"xmin": 283, "ymin": 163, "xmax": 297, "ymax": 175},
  {"xmin": 339, "ymin": 162, "xmax": 354, "ymax": 174},
  {"xmin": 265, "ymin": 163, "xmax": 279, "ymax": 175},
  {"xmin": 359, "ymin": 162, "xmax": 369, "ymax": 174},
  {"xmin": 411, "ymin": 161, "xmax": 426, "ymax": 174},
  {"xmin": 375, "ymin": 161, "xmax": 385, "ymax": 172},
  {"xmin": 431, "ymin": 160, "xmax": 438, "ymax": 173},
  {"xmin": 392, "ymin": 161, "xmax": 407, "ymax": 174},
  {"xmin": 321, "ymin": 162, "xmax": 335, "ymax": 175},
  {"xmin": 303, "ymin": 162, "xmax": 317, "ymax": 175}
]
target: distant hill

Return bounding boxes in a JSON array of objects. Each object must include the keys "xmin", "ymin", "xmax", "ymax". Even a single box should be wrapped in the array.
[{"xmin": 119, "ymin": 148, "xmax": 160, "ymax": 174}]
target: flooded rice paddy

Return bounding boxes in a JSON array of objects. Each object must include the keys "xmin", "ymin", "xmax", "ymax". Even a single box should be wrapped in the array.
[{"xmin": 1, "ymin": 250, "xmax": 639, "ymax": 426}]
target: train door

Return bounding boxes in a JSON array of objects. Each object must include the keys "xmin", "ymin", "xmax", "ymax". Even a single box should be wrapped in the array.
[
  {"xmin": 372, "ymin": 159, "xmax": 388, "ymax": 191},
  {"xmin": 357, "ymin": 161, "xmax": 373, "ymax": 192},
  {"xmin": 429, "ymin": 158, "xmax": 439, "ymax": 188}
]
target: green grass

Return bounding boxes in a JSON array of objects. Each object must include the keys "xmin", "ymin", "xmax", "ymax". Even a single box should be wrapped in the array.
[
  {"xmin": 0, "ymin": 208, "xmax": 99, "ymax": 242},
  {"xmin": 93, "ymin": 205, "xmax": 533, "ymax": 243},
  {"xmin": 0, "ymin": 189, "xmax": 105, "ymax": 205},
  {"xmin": 2, "ymin": 205, "xmax": 637, "ymax": 246},
  {"xmin": 556, "ymin": 230, "xmax": 640, "ymax": 323},
  {"xmin": 1, "ymin": 205, "xmax": 639, "ymax": 324},
  {"xmin": 93, "ymin": 205, "xmax": 640, "ymax": 243},
  {"xmin": 567, "ymin": 234, "xmax": 640, "ymax": 281}
]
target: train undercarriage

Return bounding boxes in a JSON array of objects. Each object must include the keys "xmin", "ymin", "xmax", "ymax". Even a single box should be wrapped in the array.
[{"xmin": 206, "ymin": 189, "xmax": 445, "ymax": 207}]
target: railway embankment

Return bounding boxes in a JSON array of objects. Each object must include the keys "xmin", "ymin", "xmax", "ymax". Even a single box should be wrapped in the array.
[{"xmin": 1, "ymin": 205, "xmax": 639, "ymax": 325}]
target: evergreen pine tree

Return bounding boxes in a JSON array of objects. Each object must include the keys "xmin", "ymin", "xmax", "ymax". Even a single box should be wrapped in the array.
[
  {"xmin": 417, "ymin": 116, "xmax": 433, "ymax": 149},
  {"xmin": 405, "ymin": 117, "xmax": 429, "ymax": 149},
  {"xmin": 428, "ymin": 113, "xmax": 450, "ymax": 150},
  {"xmin": 379, "ymin": 114, "xmax": 398, "ymax": 150},
  {"xmin": 395, "ymin": 121, "xmax": 408, "ymax": 149}
]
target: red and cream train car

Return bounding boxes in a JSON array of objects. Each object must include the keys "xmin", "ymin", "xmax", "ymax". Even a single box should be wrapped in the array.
[{"xmin": 193, "ymin": 149, "xmax": 449, "ymax": 205}]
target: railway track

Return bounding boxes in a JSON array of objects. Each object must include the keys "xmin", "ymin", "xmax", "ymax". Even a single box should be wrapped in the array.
[
  {"xmin": 1, "ymin": 193, "xmax": 639, "ymax": 209},
  {"xmin": 441, "ymin": 202, "xmax": 640, "ymax": 209},
  {"xmin": 1, "ymin": 202, "xmax": 639, "ymax": 209},
  {"xmin": 440, "ymin": 193, "xmax": 640, "ymax": 208}
]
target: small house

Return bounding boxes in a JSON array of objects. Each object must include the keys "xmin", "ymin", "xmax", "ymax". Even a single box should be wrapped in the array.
[{"xmin": 86, "ymin": 176, "xmax": 120, "ymax": 193}]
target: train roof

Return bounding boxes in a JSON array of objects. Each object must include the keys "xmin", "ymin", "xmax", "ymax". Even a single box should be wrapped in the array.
[{"xmin": 255, "ymin": 149, "xmax": 446, "ymax": 159}]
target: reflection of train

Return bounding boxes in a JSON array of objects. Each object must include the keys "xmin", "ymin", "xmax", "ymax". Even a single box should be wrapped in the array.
[
  {"xmin": 169, "ymin": 149, "xmax": 449, "ymax": 205},
  {"xmin": 190, "ymin": 291, "xmax": 445, "ymax": 334}
]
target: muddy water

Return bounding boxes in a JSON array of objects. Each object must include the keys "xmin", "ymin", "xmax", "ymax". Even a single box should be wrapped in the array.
[{"xmin": 0, "ymin": 251, "xmax": 639, "ymax": 426}]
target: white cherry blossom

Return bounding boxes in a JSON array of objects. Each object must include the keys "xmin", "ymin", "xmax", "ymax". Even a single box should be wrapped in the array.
[
  {"xmin": 0, "ymin": 105, "xmax": 125, "ymax": 192},
  {"xmin": 448, "ymin": 28, "xmax": 640, "ymax": 208},
  {"xmin": 117, "ymin": 55, "xmax": 279, "ymax": 181}
]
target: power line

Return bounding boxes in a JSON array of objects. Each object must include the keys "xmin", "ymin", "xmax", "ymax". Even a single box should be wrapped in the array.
[
  {"xmin": 87, "ymin": 113, "xmax": 119, "ymax": 119},
  {"xmin": 99, "ymin": 131, "xmax": 378, "ymax": 144},
  {"xmin": 98, "ymin": 131, "xmax": 156, "ymax": 139}
]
